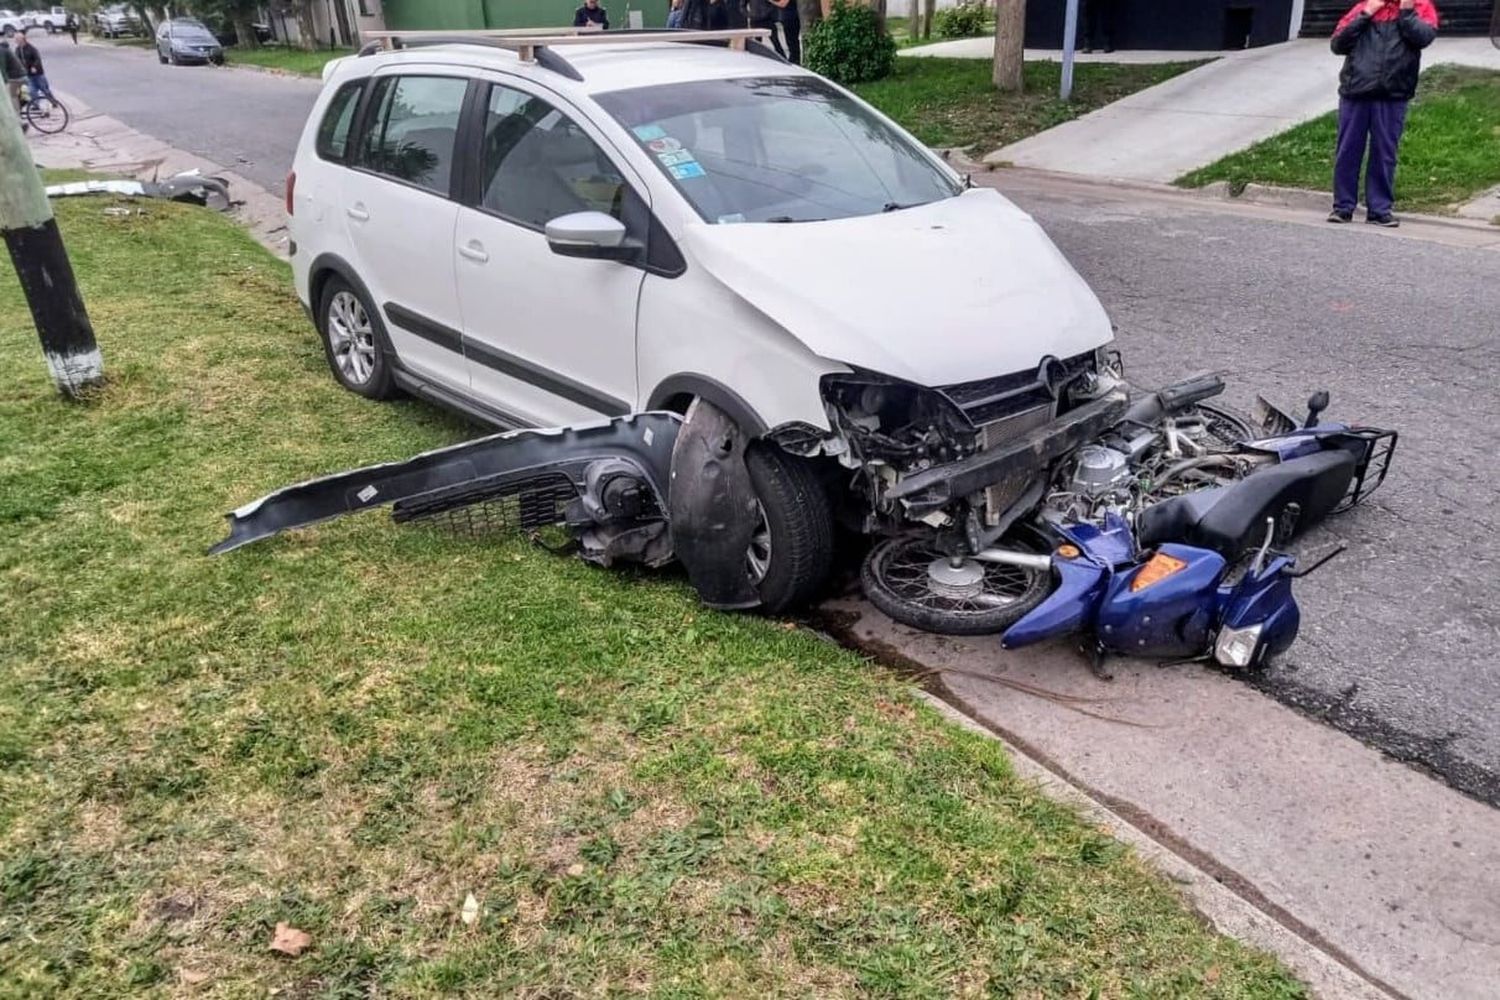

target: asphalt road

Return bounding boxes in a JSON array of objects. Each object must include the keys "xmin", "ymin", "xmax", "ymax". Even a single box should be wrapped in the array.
[
  {"xmin": 35, "ymin": 39, "xmax": 1500, "ymax": 806},
  {"xmin": 39, "ymin": 34, "xmax": 320, "ymax": 195}
]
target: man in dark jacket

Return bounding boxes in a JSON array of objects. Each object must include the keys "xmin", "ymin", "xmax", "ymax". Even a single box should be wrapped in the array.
[
  {"xmin": 573, "ymin": 0, "xmax": 609, "ymax": 30},
  {"xmin": 748, "ymin": 0, "xmax": 799, "ymax": 64},
  {"xmin": 16, "ymin": 30, "xmax": 54, "ymax": 105},
  {"xmin": 1327, "ymin": 0, "xmax": 1438, "ymax": 227},
  {"xmin": 0, "ymin": 39, "xmax": 23, "ymax": 118}
]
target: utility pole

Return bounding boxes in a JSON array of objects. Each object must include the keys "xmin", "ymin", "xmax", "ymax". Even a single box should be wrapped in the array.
[
  {"xmin": 0, "ymin": 92, "xmax": 103, "ymax": 398},
  {"xmin": 1060, "ymin": 0, "xmax": 1079, "ymax": 100}
]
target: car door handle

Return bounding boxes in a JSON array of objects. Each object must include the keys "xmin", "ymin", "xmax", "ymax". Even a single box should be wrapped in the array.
[
  {"xmin": 346, "ymin": 204, "xmax": 369, "ymax": 222},
  {"xmin": 458, "ymin": 241, "xmax": 489, "ymax": 263}
]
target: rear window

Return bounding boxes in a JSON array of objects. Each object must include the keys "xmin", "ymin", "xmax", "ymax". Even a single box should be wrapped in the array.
[
  {"xmin": 358, "ymin": 75, "xmax": 469, "ymax": 196},
  {"xmin": 316, "ymin": 80, "xmax": 364, "ymax": 163}
]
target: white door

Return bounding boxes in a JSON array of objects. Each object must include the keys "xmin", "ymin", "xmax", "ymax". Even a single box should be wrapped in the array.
[
  {"xmin": 341, "ymin": 72, "xmax": 471, "ymax": 392},
  {"xmin": 453, "ymin": 81, "xmax": 646, "ymax": 426}
]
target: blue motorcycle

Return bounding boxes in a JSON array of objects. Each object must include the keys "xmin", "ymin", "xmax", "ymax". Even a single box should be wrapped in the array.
[{"xmin": 996, "ymin": 392, "xmax": 1394, "ymax": 678}]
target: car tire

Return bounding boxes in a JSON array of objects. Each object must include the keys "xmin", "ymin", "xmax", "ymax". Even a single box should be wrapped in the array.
[
  {"xmin": 157, "ymin": 49, "xmax": 167, "ymax": 63},
  {"xmin": 167, "ymin": 50, "xmax": 178, "ymax": 65},
  {"xmin": 317, "ymin": 277, "xmax": 398, "ymax": 401},
  {"xmin": 745, "ymin": 443, "xmax": 835, "ymax": 614}
]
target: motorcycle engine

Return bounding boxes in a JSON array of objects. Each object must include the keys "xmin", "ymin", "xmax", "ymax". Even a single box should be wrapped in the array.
[{"xmin": 1070, "ymin": 445, "xmax": 1132, "ymax": 497}]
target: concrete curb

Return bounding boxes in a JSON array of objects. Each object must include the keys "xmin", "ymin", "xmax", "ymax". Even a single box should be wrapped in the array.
[
  {"xmin": 943, "ymin": 148, "xmax": 1500, "ymax": 234},
  {"xmin": 913, "ymin": 691, "xmax": 1395, "ymax": 1000}
]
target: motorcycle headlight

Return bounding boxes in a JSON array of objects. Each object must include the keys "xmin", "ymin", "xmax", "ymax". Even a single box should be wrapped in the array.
[{"xmin": 1214, "ymin": 622, "xmax": 1263, "ymax": 668}]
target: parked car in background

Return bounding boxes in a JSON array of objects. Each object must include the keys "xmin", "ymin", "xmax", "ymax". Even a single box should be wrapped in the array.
[
  {"xmin": 94, "ymin": 5, "xmax": 142, "ymax": 37},
  {"xmin": 0, "ymin": 8, "xmax": 28, "ymax": 34},
  {"xmin": 156, "ymin": 17, "xmax": 224, "ymax": 64},
  {"xmin": 212, "ymin": 19, "xmax": 272, "ymax": 45},
  {"xmin": 25, "ymin": 7, "xmax": 67, "ymax": 31}
]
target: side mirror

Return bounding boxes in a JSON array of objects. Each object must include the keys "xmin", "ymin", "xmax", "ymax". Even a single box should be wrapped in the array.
[{"xmin": 545, "ymin": 211, "xmax": 641, "ymax": 262}]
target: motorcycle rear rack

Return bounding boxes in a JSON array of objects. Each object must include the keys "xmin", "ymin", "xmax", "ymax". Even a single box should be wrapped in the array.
[{"xmin": 1335, "ymin": 428, "xmax": 1397, "ymax": 513}]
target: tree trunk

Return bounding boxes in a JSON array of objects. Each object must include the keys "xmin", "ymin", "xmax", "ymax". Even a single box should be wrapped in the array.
[
  {"xmin": 233, "ymin": 15, "xmax": 261, "ymax": 48},
  {"xmin": 921, "ymin": 0, "xmax": 932, "ymax": 39},
  {"xmin": 294, "ymin": 0, "xmax": 318, "ymax": 51},
  {"xmin": 992, "ymin": 0, "xmax": 1025, "ymax": 92}
]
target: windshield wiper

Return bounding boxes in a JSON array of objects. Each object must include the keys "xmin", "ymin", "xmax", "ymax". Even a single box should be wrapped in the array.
[
  {"xmin": 883, "ymin": 201, "xmax": 926, "ymax": 213},
  {"xmin": 764, "ymin": 216, "xmax": 825, "ymax": 223}
]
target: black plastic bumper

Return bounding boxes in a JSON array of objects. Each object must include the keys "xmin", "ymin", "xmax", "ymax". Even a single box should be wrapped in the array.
[{"xmin": 884, "ymin": 390, "xmax": 1129, "ymax": 517}]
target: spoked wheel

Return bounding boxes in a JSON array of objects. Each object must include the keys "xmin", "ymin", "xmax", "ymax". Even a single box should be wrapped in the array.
[
  {"xmin": 861, "ymin": 531, "xmax": 1052, "ymax": 636},
  {"xmin": 24, "ymin": 97, "xmax": 70, "ymax": 135},
  {"xmin": 1182, "ymin": 401, "xmax": 1257, "ymax": 450}
]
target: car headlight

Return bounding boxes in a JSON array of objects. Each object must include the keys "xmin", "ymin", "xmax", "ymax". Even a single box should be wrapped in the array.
[{"xmin": 1214, "ymin": 622, "xmax": 1263, "ymax": 668}]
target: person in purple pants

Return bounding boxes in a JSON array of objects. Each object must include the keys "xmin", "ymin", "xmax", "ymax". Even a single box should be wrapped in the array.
[{"xmin": 1327, "ymin": 0, "xmax": 1439, "ymax": 228}]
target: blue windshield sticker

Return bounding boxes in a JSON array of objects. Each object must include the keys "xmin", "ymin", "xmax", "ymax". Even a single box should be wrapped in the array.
[
  {"xmin": 657, "ymin": 150, "xmax": 696, "ymax": 166},
  {"xmin": 632, "ymin": 124, "xmax": 666, "ymax": 140},
  {"xmin": 669, "ymin": 162, "xmax": 706, "ymax": 180}
]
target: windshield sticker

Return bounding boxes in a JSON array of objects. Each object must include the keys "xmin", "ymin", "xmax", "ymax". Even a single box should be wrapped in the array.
[
  {"xmin": 669, "ymin": 162, "xmax": 706, "ymax": 180},
  {"xmin": 646, "ymin": 137, "xmax": 684, "ymax": 154},
  {"xmin": 632, "ymin": 124, "xmax": 666, "ymax": 140},
  {"xmin": 717, "ymin": 213, "xmax": 746, "ymax": 224},
  {"xmin": 657, "ymin": 150, "xmax": 696, "ymax": 167}
]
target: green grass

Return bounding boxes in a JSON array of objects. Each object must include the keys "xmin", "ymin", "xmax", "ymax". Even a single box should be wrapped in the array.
[
  {"xmin": 225, "ymin": 43, "xmax": 353, "ymax": 76},
  {"xmin": 854, "ymin": 57, "xmax": 1210, "ymax": 154},
  {"xmin": 0, "ymin": 194, "xmax": 1305, "ymax": 997},
  {"xmin": 1179, "ymin": 65, "xmax": 1500, "ymax": 214},
  {"xmin": 885, "ymin": 15, "xmax": 997, "ymax": 49}
]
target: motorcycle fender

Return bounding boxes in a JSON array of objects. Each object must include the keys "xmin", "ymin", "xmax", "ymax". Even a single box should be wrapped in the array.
[
  {"xmin": 1219, "ymin": 557, "xmax": 1301, "ymax": 662},
  {"xmin": 1001, "ymin": 557, "xmax": 1107, "ymax": 649},
  {"xmin": 1096, "ymin": 544, "xmax": 1227, "ymax": 658}
]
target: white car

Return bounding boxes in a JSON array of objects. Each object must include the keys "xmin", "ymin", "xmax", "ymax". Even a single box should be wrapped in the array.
[
  {"xmin": 287, "ymin": 32, "xmax": 1116, "ymax": 612},
  {"xmin": 25, "ymin": 7, "xmax": 65, "ymax": 30},
  {"xmin": 0, "ymin": 9, "xmax": 26, "ymax": 34}
]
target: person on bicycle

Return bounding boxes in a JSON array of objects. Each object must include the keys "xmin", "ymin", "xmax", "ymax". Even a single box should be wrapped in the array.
[
  {"xmin": 16, "ymin": 29, "xmax": 54, "ymax": 105},
  {"xmin": 0, "ymin": 40, "xmax": 24, "ymax": 118}
]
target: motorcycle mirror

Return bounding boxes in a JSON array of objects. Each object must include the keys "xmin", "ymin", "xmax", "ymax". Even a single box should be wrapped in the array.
[
  {"xmin": 1284, "ymin": 542, "xmax": 1348, "ymax": 579},
  {"xmin": 1304, "ymin": 390, "xmax": 1330, "ymax": 428},
  {"xmin": 1249, "ymin": 517, "xmax": 1275, "ymax": 576}
]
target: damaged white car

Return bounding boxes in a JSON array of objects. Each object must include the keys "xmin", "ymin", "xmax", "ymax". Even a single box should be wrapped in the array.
[{"xmin": 276, "ymin": 30, "xmax": 1128, "ymax": 630}]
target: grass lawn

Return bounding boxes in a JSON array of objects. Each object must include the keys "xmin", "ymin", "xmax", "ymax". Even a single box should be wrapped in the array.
[
  {"xmin": 225, "ymin": 43, "xmax": 354, "ymax": 77},
  {"xmin": 0, "ymin": 192, "xmax": 1304, "ymax": 996},
  {"xmin": 854, "ymin": 57, "xmax": 1210, "ymax": 154},
  {"xmin": 1179, "ymin": 65, "xmax": 1500, "ymax": 214}
]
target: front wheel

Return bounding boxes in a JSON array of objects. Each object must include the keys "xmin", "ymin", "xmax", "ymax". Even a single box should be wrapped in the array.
[
  {"xmin": 861, "ymin": 531, "xmax": 1052, "ymax": 635},
  {"xmin": 745, "ymin": 444, "xmax": 834, "ymax": 614},
  {"xmin": 24, "ymin": 97, "xmax": 69, "ymax": 134}
]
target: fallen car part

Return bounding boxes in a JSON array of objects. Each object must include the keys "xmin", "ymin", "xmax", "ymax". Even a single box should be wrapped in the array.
[
  {"xmin": 45, "ymin": 172, "xmax": 234, "ymax": 211},
  {"xmin": 209, "ymin": 413, "xmax": 682, "ymax": 558},
  {"xmin": 667, "ymin": 398, "xmax": 761, "ymax": 610}
]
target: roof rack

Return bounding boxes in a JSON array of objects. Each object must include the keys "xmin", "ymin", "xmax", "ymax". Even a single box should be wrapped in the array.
[{"xmin": 359, "ymin": 27, "xmax": 771, "ymax": 62}]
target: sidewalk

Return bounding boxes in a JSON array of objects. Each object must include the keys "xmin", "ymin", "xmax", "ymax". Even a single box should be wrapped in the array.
[
  {"xmin": 902, "ymin": 37, "xmax": 1225, "ymax": 63},
  {"xmin": 986, "ymin": 38, "xmax": 1500, "ymax": 182},
  {"xmin": 831, "ymin": 597, "xmax": 1500, "ymax": 1000}
]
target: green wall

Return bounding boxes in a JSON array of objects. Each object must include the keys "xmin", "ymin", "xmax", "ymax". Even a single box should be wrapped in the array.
[{"xmin": 382, "ymin": 0, "xmax": 672, "ymax": 32}]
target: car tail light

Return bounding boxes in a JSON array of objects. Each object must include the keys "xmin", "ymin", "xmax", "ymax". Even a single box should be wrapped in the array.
[{"xmin": 284, "ymin": 170, "xmax": 296, "ymax": 216}]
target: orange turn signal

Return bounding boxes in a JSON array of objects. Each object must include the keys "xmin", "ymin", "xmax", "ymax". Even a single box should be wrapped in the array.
[
  {"xmin": 1056, "ymin": 544, "xmax": 1081, "ymax": 559},
  {"xmin": 1130, "ymin": 551, "xmax": 1187, "ymax": 592}
]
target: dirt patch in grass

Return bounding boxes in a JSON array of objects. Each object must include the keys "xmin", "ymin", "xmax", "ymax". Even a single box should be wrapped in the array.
[
  {"xmin": 0, "ymin": 195, "xmax": 1305, "ymax": 996},
  {"xmin": 1179, "ymin": 65, "xmax": 1500, "ymax": 214},
  {"xmin": 854, "ymin": 56, "xmax": 1211, "ymax": 154}
]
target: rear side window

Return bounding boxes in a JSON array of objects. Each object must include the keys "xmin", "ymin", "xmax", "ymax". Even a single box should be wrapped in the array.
[
  {"xmin": 358, "ymin": 75, "xmax": 469, "ymax": 196},
  {"xmin": 315, "ymin": 81, "xmax": 364, "ymax": 162}
]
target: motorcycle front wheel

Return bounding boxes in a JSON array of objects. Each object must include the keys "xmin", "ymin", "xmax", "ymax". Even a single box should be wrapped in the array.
[{"xmin": 861, "ymin": 530, "xmax": 1052, "ymax": 636}]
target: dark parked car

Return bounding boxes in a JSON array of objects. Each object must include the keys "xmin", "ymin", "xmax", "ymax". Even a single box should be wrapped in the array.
[
  {"xmin": 212, "ymin": 20, "xmax": 272, "ymax": 46},
  {"xmin": 156, "ymin": 17, "xmax": 224, "ymax": 65}
]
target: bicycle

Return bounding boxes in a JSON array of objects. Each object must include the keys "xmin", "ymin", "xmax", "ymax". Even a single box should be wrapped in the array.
[{"xmin": 19, "ymin": 84, "xmax": 69, "ymax": 135}]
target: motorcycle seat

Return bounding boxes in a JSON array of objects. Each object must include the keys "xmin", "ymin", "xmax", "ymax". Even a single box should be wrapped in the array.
[{"xmin": 1136, "ymin": 450, "xmax": 1356, "ymax": 557}]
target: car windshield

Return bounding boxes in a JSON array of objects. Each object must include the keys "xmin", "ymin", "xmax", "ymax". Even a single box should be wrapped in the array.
[{"xmin": 594, "ymin": 76, "xmax": 962, "ymax": 224}]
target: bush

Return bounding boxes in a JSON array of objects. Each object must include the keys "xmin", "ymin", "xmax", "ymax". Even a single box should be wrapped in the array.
[
  {"xmin": 934, "ymin": 0, "xmax": 987, "ymax": 38},
  {"xmin": 803, "ymin": 0, "xmax": 897, "ymax": 85}
]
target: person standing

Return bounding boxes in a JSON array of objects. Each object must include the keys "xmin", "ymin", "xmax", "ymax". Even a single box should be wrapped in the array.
[
  {"xmin": 1081, "ymin": 0, "xmax": 1119, "ymax": 53},
  {"xmin": 16, "ymin": 30, "xmax": 53, "ymax": 105},
  {"xmin": 573, "ymin": 0, "xmax": 609, "ymax": 30},
  {"xmin": 66, "ymin": 13, "xmax": 79, "ymax": 43},
  {"xmin": 749, "ymin": 0, "xmax": 799, "ymax": 63},
  {"xmin": 1327, "ymin": 0, "xmax": 1439, "ymax": 228},
  {"xmin": 667, "ymin": 0, "xmax": 686, "ymax": 28},
  {"xmin": 0, "ymin": 39, "xmax": 23, "ymax": 118}
]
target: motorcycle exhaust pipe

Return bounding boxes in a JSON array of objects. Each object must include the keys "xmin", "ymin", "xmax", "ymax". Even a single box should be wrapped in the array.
[{"xmin": 973, "ymin": 548, "xmax": 1054, "ymax": 571}]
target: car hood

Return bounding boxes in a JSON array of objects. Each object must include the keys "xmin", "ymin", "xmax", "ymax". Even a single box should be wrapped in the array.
[{"xmin": 679, "ymin": 188, "xmax": 1113, "ymax": 388}]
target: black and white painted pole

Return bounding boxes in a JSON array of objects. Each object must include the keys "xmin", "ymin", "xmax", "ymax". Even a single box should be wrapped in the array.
[
  {"xmin": 0, "ymin": 87, "xmax": 103, "ymax": 398},
  {"xmin": 1061, "ymin": 0, "xmax": 1081, "ymax": 101}
]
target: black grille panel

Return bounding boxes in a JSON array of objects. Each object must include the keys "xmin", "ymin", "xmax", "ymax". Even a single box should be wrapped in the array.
[{"xmin": 939, "ymin": 351, "xmax": 1094, "ymax": 427}]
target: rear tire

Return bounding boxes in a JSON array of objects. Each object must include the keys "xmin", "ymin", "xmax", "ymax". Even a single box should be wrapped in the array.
[
  {"xmin": 317, "ymin": 276, "xmax": 398, "ymax": 401},
  {"xmin": 745, "ymin": 444, "xmax": 835, "ymax": 614}
]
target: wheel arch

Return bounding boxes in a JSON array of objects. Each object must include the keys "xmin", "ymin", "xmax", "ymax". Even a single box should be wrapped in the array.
[
  {"xmin": 307, "ymin": 253, "xmax": 394, "ymax": 355},
  {"xmin": 647, "ymin": 374, "xmax": 768, "ymax": 438}
]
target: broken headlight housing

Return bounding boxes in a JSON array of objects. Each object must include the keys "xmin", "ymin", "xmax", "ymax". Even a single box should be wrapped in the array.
[{"xmin": 820, "ymin": 373, "xmax": 978, "ymax": 469}]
